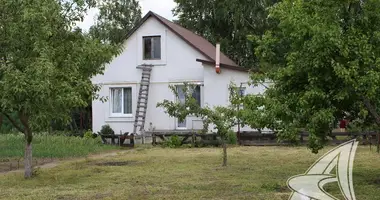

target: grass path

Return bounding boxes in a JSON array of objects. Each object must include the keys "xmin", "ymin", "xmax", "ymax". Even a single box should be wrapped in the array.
[
  {"xmin": 0, "ymin": 145, "xmax": 379, "ymax": 200},
  {"xmin": 0, "ymin": 150, "xmax": 126, "ymax": 175}
]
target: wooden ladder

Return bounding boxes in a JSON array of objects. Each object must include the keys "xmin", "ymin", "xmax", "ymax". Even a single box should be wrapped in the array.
[{"xmin": 133, "ymin": 64, "xmax": 153, "ymax": 142}]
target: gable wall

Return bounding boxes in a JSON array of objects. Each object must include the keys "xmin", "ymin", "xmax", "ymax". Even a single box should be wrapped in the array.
[{"xmin": 91, "ymin": 17, "xmax": 209, "ymax": 134}]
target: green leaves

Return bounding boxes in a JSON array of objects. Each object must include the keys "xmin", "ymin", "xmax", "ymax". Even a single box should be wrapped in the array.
[
  {"xmin": 173, "ymin": 0, "xmax": 279, "ymax": 68},
  {"xmin": 157, "ymin": 82, "xmax": 241, "ymax": 138},
  {"xmin": 89, "ymin": 0, "xmax": 142, "ymax": 45},
  {"xmin": 0, "ymin": 0, "xmax": 117, "ymax": 130},
  {"xmin": 246, "ymin": 0, "xmax": 380, "ymax": 153}
]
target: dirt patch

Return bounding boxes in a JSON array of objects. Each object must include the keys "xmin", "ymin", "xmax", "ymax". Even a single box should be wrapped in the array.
[
  {"xmin": 0, "ymin": 150, "xmax": 130, "ymax": 174},
  {"xmin": 0, "ymin": 158, "xmax": 57, "ymax": 173},
  {"xmin": 94, "ymin": 161, "xmax": 138, "ymax": 166}
]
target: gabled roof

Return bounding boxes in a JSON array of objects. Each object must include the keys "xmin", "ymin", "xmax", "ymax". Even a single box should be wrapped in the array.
[{"xmin": 126, "ymin": 11, "xmax": 245, "ymax": 71}]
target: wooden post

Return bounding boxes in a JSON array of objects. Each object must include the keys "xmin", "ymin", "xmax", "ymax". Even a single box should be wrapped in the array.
[
  {"xmin": 152, "ymin": 133, "xmax": 156, "ymax": 146},
  {"xmin": 130, "ymin": 134, "xmax": 135, "ymax": 147},
  {"xmin": 192, "ymin": 132, "xmax": 195, "ymax": 147}
]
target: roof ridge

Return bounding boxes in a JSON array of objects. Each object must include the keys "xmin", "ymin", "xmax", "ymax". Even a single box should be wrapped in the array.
[
  {"xmin": 124, "ymin": 11, "xmax": 239, "ymax": 68},
  {"xmin": 149, "ymin": 11, "xmax": 238, "ymax": 67}
]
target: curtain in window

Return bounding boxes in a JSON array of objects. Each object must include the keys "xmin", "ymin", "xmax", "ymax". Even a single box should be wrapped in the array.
[
  {"xmin": 123, "ymin": 88, "xmax": 132, "ymax": 114},
  {"xmin": 143, "ymin": 37, "xmax": 152, "ymax": 59},
  {"xmin": 176, "ymin": 86, "xmax": 186, "ymax": 127},
  {"xmin": 153, "ymin": 37, "xmax": 161, "ymax": 59},
  {"xmin": 112, "ymin": 88, "xmax": 122, "ymax": 113}
]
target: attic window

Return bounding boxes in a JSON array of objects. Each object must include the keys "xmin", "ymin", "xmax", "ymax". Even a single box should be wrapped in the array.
[{"xmin": 143, "ymin": 36, "xmax": 161, "ymax": 60}]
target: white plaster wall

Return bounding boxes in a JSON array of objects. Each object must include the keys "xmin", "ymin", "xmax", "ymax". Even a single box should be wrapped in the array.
[
  {"xmin": 202, "ymin": 65, "xmax": 268, "ymax": 132},
  {"xmin": 91, "ymin": 17, "xmax": 207, "ymax": 134}
]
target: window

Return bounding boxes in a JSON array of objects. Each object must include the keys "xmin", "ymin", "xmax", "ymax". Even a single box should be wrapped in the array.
[
  {"xmin": 110, "ymin": 88, "xmax": 132, "ymax": 116},
  {"xmin": 230, "ymin": 87, "xmax": 246, "ymax": 109},
  {"xmin": 143, "ymin": 36, "xmax": 161, "ymax": 60},
  {"xmin": 238, "ymin": 87, "xmax": 246, "ymax": 97},
  {"xmin": 176, "ymin": 85, "xmax": 201, "ymax": 106},
  {"xmin": 230, "ymin": 87, "xmax": 246, "ymax": 97},
  {"xmin": 175, "ymin": 85, "xmax": 202, "ymax": 129}
]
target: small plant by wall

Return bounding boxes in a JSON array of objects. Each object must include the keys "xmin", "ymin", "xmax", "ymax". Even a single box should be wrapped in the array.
[
  {"xmin": 98, "ymin": 124, "xmax": 114, "ymax": 135},
  {"xmin": 162, "ymin": 135, "xmax": 182, "ymax": 148}
]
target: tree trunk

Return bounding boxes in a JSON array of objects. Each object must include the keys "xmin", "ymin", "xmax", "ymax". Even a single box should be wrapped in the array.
[
  {"xmin": 19, "ymin": 111, "xmax": 33, "ymax": 178},
  {"xmin": 24, "ymin": 142, "xmax": 32, "ymax": 178},
  {"xmin": 222, "ymin": 141, "xmax": 227, "ymax": 167}
]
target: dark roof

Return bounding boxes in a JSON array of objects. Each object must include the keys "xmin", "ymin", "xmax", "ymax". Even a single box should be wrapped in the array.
[{"xmin": 126, "ymin": 11, "xmax": 243, "ymax": 70}]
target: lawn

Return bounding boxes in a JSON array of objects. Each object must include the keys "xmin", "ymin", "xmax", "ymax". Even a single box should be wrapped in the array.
[
  {"xmin": 0, "ymin": 145, "xmax": 379, "ymax": 199},
  {"xmin": 0, "ymin": 134, "xmax": 119, "ymax": 172}
]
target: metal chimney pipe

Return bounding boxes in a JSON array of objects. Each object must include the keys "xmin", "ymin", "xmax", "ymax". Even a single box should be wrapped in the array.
[{"xmin": 216, "ymin": 43, "xmax": 221, "ymax": 74}]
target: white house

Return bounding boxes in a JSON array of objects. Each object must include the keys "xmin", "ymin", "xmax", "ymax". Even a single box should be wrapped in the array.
[{"xmin": 91, "ymin": 11, "xmax": 266, "ymax": 137}]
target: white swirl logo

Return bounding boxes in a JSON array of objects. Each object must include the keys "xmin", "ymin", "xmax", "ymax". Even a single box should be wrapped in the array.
[{"xmin": 287, "ymin": 140, "xmax": 359, "ymax": 200}]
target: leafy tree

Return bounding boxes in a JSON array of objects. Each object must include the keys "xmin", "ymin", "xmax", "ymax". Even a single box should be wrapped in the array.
[
  {"xmin": 243, "ymin": 0, "xmax": 380, "ymax": 153},
  {"xmin": 89, "ymin": 0, "xmax": 142, "ymax": 44},
  {"xmin": 173, "ymin": 0, "xmax": 279, "ymax": 68},
  {"xmin": 0, "ymin": 0, "xmax": 119, "ymax": 178},
  {"xmin": 157, "ymin": 83, "xmax": 242, "ymax": 166}
]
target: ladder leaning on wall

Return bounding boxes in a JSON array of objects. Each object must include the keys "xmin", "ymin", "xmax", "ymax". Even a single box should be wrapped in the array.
[{"xmin": 132, "ymin": 64, "xmax": 154, "ymax": 143}]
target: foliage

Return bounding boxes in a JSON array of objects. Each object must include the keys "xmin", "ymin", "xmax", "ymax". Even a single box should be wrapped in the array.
[
  {"xmin": 0, "ymin": 0, "xmax": 120, "ymax": 177},
  {"xmin": 162, "ymin": 135, "xmax": 182, "ymax": 148},
  {"xmin": 244, "ymin": 0, "xmax": 380, "ymax": 153},
  {"xmin": 226, "ymin": 130, "xmax": 238, "ymax": 145},
  {"xmin": 173, "ymin": 0, "xmax": 279, "ymax": 68},
  {"xmin": 0, "ymin": 133, "xmax": 117, "ymax": 158},
  {"xmin": 157, "ymin": 83, "xmax": 241, "ymax": 139},
  {"xmin": 157, "ymin": 82, "xmax": 243, "ymax": 166},
  {"xmin": 89, "ymin": 0, "xmax": 142, "ymax": 44},
  {"xmin": 98, "ymin": 124, "xmax": 115, "ymax": 135},
  {"xmin": 83, "ymin": 129, "xmax": 94, "ymax": 139}
]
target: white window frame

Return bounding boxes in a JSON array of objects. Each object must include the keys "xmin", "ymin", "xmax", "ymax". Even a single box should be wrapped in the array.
[
  {"xmin": 109, "ymin": 87, "xmax": 133, "ymax": 118},
  {"xmin": 143, "ymin": 35, "xmax": 161, "ymax": 60},
  {"xmin": 174, "ymin": 83, "xmax": 203, "ymax": 129}
]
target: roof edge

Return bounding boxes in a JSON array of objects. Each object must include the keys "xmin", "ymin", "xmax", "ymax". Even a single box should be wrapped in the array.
[
  {"xmin": 124, "ymin": 11, "xmax": 236, "ymax": 66},
  {"xmin": 196, "ymin": 59, "xmax": 250, "ymax": 72}
]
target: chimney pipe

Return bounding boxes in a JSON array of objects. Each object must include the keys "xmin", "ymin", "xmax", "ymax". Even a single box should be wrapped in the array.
[{"xmin": 215, "ymin": 43, "xmax": 221, "ymax": 74}]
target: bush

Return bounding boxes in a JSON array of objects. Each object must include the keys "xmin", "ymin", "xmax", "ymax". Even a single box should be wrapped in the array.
[
  {"xmin": 162, "ymin": 135, "xmax": 182, "ymax": 148},
  {"xmin": 83, "ymin": 130, "xmax": 94, "ymax": 139},
  {"xmin": 226, "ymin": 130, "xmax": 237, "ymax": 145},
  {"xmin": 99, "ymin": 124, "xmax": 114, "ymax": 135}
]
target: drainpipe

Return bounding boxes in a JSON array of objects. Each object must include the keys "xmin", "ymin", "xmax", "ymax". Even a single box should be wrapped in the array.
[{"xmin": 215, "ymin": 43, "xmax": 221, "ymax": 74}]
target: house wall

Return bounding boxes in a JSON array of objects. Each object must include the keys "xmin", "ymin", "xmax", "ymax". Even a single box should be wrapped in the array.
[
  {"xmin": 91, "ymin": 17, "xmax": 270, "ymax": 135},
  {"xmin": 91, "ymin": 17, "xmax": 208, "ymax": 134},
  {"xmin": 202, "ymin": 65, "xmax": 268, "ymax": 132}
]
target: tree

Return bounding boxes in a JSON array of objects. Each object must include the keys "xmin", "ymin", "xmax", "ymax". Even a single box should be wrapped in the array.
[
  {"xmin": 173, "ymin": 0, "xmax": 279, "ymax": 68},
  {"xmin": 0, "ymin": 0, "xmax": 119, "ymax": 178},
  {"xmin": 89, "ymin": 0, "xmax": 142, "ymax": 44},
  {"xmin": 242, "ymin": 0, "xmax": 380, "ymax": 153},
  {"xmin": 157, "ymin": 83, "xmax": 242, "ymax": 166}
]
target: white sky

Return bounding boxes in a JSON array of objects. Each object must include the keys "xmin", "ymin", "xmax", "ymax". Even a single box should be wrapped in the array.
[{"xmin": 77, "ymin": 0, "xmax": 177, "ymax": 31}]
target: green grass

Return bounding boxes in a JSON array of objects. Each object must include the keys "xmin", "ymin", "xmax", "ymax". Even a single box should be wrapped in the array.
[
  {"xmin": 0, "ymin": 133, "xmax": 119, "ymax": 158},
  {"xmin": 0, "ymin": 145, "xmax": 379, "ymax": 199}
]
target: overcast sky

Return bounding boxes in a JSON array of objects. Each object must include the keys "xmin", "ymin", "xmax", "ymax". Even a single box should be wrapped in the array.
[{"xmin": 78, "ymin": 0, "xmax": 177, "ymax": 31}]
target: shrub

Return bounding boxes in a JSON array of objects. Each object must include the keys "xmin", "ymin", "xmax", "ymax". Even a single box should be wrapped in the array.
[
  {"xmin": 83, "ymin": 130, "xmax": 94, "ymax": 139},
  {"xmin": 226, "ymin": 130, "xmax": 237, "ymax": 145},
  {"xmin": 99, "ymin": 124, "xmax": 114, "ymax": 135},
  {"xmin": 163, "ymin": 135, "xmax": 182, "ymax": 148}
]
